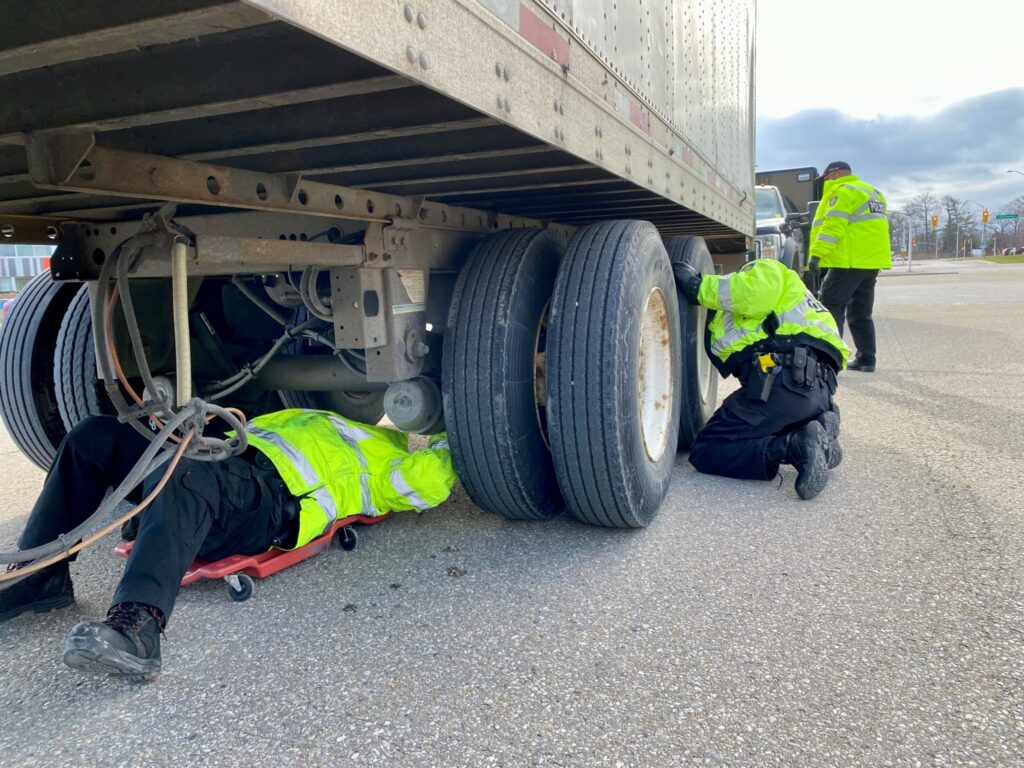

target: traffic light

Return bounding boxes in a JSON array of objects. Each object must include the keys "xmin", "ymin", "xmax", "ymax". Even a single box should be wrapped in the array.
[
  {"xmin": 982, "ymin": 210, "xmax": 990, "ymax": 224},
  {"xmin": 931, "ymin": 215, "xmax": 939, "ymax": 229}
]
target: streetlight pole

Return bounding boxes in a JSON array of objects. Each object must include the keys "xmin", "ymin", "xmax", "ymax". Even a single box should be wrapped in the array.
[
  {"xmin": 890, "ymin": 209, "xmax": 913, "ymax": 271},
  {"xmin": 1008, "ymin": 169, "xmax": 1024, "ymax": 177},
  {"xmin": 965, "ymin": 199, "xmax": 988, "ymax": 256}
]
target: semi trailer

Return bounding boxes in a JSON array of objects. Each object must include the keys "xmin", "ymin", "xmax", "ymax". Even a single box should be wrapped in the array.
[{"xmin": 0, "ymin": 0, "xmax": 755, "ymax": 528}]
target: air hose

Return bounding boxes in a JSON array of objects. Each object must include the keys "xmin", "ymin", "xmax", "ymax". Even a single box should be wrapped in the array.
[{"xmin": 0, "ymin": 224, "xmax": 249, "ymax": 590}]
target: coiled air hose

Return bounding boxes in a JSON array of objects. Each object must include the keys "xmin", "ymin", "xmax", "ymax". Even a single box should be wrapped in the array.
[{"xmin": 0, "ymin": 229, "xmax": 248, "ymax": 589}]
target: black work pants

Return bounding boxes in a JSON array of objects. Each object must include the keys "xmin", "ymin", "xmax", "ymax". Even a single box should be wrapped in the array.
[
  {"xmin": 689, "ymin": 368, "xmax": 834, "ymax": 480},
  {"xmin": 18, "ymin": 415, "xmax": 283, "ymax": 622},
  {"xmin": 818, "ymin": 267, "xmax": 879, "ymax": 364}
]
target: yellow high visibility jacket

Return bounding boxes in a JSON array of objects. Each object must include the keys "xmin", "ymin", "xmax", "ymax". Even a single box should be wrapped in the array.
[
  {"xmin": 698, "ymin": 258, "xmax": 849, "ymax": 375},
  {"xmin": 809, "ymin": 175, "xmax": 892, "ymax": 269},
  {"xmin": 242, "ymin": 409, "xmax": 455, "ymax": 548}
]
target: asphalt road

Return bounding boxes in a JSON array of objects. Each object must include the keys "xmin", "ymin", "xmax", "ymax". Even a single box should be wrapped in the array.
[{"xmin": 1, "ymin": 262, "xmax": 1021, "ymax": 767}]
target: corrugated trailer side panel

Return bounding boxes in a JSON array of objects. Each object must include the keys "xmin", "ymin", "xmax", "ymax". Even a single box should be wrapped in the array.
[{"xmin": 246, "ymin": 0, "xmax": 755, "ymax": 239}]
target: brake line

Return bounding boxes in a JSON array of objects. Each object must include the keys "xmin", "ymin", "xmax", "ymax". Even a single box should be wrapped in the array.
[{"xmin": 0, "ymin": 226, "xmax": 250, "ymax": 589}]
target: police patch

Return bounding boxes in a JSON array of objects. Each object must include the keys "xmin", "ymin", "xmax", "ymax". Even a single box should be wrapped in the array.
[
  {"xmin": 868, "ymin": 200, "xmax": 886, "ymax": 214},
  {"xmin": 829, "ymin": 196, "xmax": 838, "ymax": 206}
]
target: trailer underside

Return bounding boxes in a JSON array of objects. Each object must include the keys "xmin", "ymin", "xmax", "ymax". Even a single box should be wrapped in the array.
[{"xmin": 0, "ymin": 0, "xmax": 747, "ymax": 243}]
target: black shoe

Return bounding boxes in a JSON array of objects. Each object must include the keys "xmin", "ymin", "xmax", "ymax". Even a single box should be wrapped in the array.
[
  {"xmin": 63, "ymin": 602, "xmax": 163, "ymax": 682},
  {"xmin": 0, "ymin": 563, "xmax": 74, "ymax": 622},
  {"xmin": 847, "ymin": 357, "xmax": 875, "ymax": 372},
  {"xmin": 817, "ymin": 410, "xmax": 842, "ymax": 469},
  {"xmin": 786, "ymin": 421, "xmax": 830, "ymax": 500}
]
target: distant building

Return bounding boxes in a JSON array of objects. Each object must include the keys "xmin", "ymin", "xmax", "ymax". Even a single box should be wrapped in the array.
[{"xmin": 0, "ymin": 243, "xmax": 53, "ymax": 293}]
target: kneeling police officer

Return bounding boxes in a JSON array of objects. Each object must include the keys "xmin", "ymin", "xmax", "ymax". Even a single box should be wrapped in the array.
[{"xmin": 674, "ymin": 257, "xmax": 848, "ymax": 499}]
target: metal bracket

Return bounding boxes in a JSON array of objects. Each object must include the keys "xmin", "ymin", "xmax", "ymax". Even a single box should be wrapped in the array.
[
  {"xmin": 25, "ymin": 129, "xmax": 95, "ymax": 185},
  {"xmin": 0, "ymin": 214, "xmax": 64, "ymax": 245},
  {"xmin": 330, "ymin": 266, "xmax": 426, "ymax": 381}
]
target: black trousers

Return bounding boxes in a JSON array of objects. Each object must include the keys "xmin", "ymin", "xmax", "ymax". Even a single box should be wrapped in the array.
[
  {"xmin": 18, "ymin": 415, "xmax": 287, "ymax": 622},
  {"xmin": 689, "ymin": 368, "xmax": 834, "ymax": 480},
  {"xmin": 818, "ymin": 267, "xmax": 879, "ymax": 364}
]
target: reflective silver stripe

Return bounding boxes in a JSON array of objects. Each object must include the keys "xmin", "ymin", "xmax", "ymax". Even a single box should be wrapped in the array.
[
  {"xmin": 247, "ymin": 427, "xmax": 338, "ymax": 525},
  {"xmin": 328, "ymin": 416, "xmax": 373, "ymax": 444},
  {"xmin": 852, "ymin": 188, "xmax": 883, "ymax": 216},
  {"xmin": 718, "ymin": 277, "xmax": 733, "ymax": 310},
  {"xmin": 850, "ymin": 212, "xmax": 888, "ymax": 223},
  {"xmin": 825, "ymin": 210, "xmax": 851, "ymax": 220},
  {"xmin": 326, "ymin": 416, "xmax": 375, "ymax": 516},
  {"xmin": 389, "ymin": 468, "xmax": 431, "ymax": 511},
  {"xmin": 710, "ymin": 312, "xmax": 749, "ymax": 358},
  {"xmin": 816, "ymin": 233, "xmax": 839, "ymax": 244},
  {"xmin": 248, "ymin": 426, "xmax": 317, "ymax": 486},
  {"xmin": 431, "ymin": 439, "xmax": 449, "ymax": 450},
  {"xmin": 778, "ymin": 299, "xmax": 839, "ymax": 338}
]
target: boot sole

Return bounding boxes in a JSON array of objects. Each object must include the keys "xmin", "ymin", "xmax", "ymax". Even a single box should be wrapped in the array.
[
  {"xmin": 817, "ymin": 412, "xmax": 842, "ymax": 469},
  {"xmin": 63, "ymin": 635, "xmax": 161, "ymax": 683},
  {"xmin": 795, "ymin": 425, "xmax": 830, "ymax": 501},
  {"xmin": 0, "ymin": 592, "xmax": 74, "ymax": 623}
]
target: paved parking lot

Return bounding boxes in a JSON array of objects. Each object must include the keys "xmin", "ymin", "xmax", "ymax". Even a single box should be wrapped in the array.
[{"xmin": 1, "ymin": 263, "xmax": 1021, "ymax": 767}]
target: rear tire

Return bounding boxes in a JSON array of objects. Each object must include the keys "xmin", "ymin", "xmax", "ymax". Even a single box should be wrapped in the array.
[
  {"xmin": 0, "ymin": 271, "xmax": 81, "ymax": 470},
  {"xmin": 279, "ymin": 388, "xmax": 385, "ymax": 424},
  {"xmin": 547, "ymin": 221, "xmax": 682, "ymax": 528},
  {"xmin": 664, "ymin": 236, "xmax": 719, "ymax": 450},
  {"xmin": 442, "ymin": 228, "xmax": 566, "ymax": 521},
  {"xmin": 54, "ymin": 286, "xmax": 115, "ymax": 431}
]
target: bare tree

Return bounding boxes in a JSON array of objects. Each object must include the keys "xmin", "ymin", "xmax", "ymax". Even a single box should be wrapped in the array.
[
  {"xmin": 940, "ymin": 196, "xmax": 978, "ymax": 255},
  {"xmin": 998, "ymin": 195, "xmax": 1024, "ymax": 249},
  {"xmin": 904, "ymin": 192, "xmax": 939, "ymax": 243},
  {"xmin": 888, "ymin": 210, "xmax": 910, "ymax": 254}
]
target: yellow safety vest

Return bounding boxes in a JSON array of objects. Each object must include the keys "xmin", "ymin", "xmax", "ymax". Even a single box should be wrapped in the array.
[
  {"xmin": 698, "ymin": 258, "xmax": 850, "ymax": 374},
  {"xmin": 242, "ymin": 409, "xmax": 455, "ymax": 548},
  {"xmin": 809, "ymin": 175, "xmax": 892, "ymax": 269}
]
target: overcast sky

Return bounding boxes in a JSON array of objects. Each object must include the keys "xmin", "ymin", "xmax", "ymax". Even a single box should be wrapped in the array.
[{"xmin": 755, "ymin": 0, "xmax": 1024, "ymax": 208}]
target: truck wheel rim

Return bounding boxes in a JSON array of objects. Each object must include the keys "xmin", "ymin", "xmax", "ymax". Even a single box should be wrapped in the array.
[
  {"xmin": 638, "ymin": 287, "xmax": 673, "ymax": 461},
  {"xmin": 696, "ymin": 306, "xmax": 713, "ymax": 406}
]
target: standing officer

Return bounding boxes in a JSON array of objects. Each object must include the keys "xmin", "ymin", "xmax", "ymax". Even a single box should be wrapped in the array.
[
  {"xmin": 674, "ymin": 257, "xmax": 849, "ymax": 500},
  {"xmin": 807, "ymin": 161, "xmax": 891, "ymax": 372},
  {"xmin": 1, "ymin": 410, "xmax": 455, "ymax": 681}
]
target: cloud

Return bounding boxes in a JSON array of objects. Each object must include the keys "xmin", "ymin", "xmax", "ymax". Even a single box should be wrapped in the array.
[{"xmin": 756, "ymin": 89, "xmax": 1024, "ymax": 208}]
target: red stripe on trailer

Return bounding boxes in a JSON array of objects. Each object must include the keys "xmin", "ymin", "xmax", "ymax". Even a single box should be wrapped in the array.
[
  {"xmin": 629, "ymin": 102, "xmax": 650, "ymax": 134},
  {"xmin": 518, "ymin": 3, "xmax": 569, "ymax": 66}
]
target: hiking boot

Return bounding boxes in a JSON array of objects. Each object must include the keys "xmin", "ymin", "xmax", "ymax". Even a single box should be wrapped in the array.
[
  {"xmin": 786, "ymin": 421, "xmax": 830, "ymax": 500},
  {"xmin": 847, "ymin": 356, "xmax": 875, "ymax": 373},
  {"xmin": 0, "ymin": 562, "xmax": 74, "ymax": 622},
  {"xmin": 63, "ymin": 602, "xmax": 163, "ymax": 682},
  {"xmin": 817, "ymin": 410, "xmax": 842, "ymax": 469}
]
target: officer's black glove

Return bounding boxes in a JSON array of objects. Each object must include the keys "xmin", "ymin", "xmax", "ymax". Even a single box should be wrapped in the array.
[
  {"xmin": 808, "ymin": 256, "xmax": 821, "ymax": 281},
  {"xmin": 671, "ymin": 261, "xmax": 703, "ymax": 306}
]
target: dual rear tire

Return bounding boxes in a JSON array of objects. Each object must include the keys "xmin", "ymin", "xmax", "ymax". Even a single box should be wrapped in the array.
[
  {"xmin": 444, "ymin": 222, "xmax": 715, "ymax": 528},
  {"xmin": 0, "ymin": 272, "xmax": 90, "ymax": 470}
]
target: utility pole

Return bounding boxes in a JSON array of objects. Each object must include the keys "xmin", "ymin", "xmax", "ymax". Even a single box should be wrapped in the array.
[
  {"xmin": 907, "ymin": 219, "xmax": 913, "ymax": 271},
  {"xmin": 966, "ymin": 199, "xmax": 989, "ymax": 256},
  {"xmin": 891, "ymin": 209, "xmax": 913, "ymax": 271}
]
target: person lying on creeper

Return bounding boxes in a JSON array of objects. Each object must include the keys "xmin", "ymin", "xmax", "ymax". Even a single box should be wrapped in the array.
[
  {"xmin": 1, "ymin": 409, "xmax": 456, "ymax": 681},
  {"xmin": 673, "ymin": 257, "xmax": 847, "ymax": 499}
]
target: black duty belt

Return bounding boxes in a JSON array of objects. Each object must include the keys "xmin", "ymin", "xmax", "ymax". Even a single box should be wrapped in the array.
[{"xmin": 743, "ymin": 346, "xmax": 836, "ymax": 401}]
